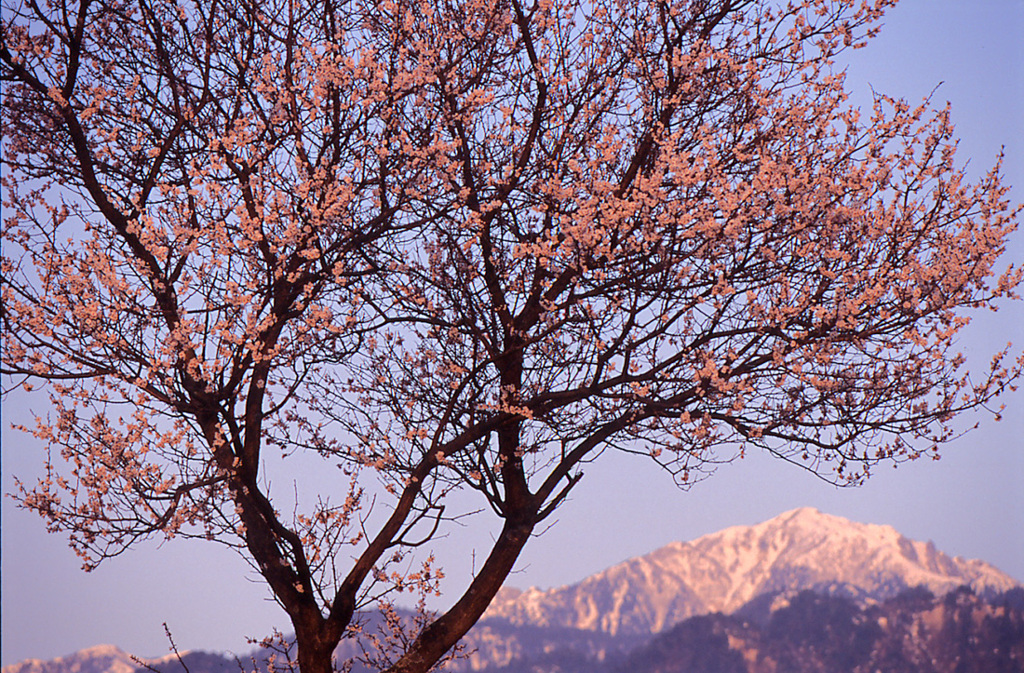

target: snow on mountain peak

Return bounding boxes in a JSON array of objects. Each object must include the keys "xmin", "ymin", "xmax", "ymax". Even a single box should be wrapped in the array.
[
  {"xmin": 1, "ymin": 645, "xmax": 197, "ymax": 673},
  {"xmin": 2, "ymin": 646, "xmax": 137, "ymax": 673},
  {"xmin": 482, "ymin": 508, "xmax": 1020, "ymax": 636}
]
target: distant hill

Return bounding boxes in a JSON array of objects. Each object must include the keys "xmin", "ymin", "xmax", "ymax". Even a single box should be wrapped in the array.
[
  {"xmin": 3, "ymin": 646, "xmax": 236, "ymax": 673},
  {"xmin": 6, "ymin": 508, "xmax": 1020, "ymax": 673}
]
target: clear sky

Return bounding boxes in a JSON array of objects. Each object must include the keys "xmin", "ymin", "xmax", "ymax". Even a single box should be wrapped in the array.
[{"xmin": 2, "ymin": 0, "xmax": 1023, "ymax": 667}]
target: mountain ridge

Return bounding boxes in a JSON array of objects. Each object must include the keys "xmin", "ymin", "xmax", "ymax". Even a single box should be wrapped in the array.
[
  {"xmin": 481, "ymin": 507, "xmax": 1019, "ymax": 636},
  {"xmin": 3, "ymin": 646, "xmax": 215, "ymax": 673}
]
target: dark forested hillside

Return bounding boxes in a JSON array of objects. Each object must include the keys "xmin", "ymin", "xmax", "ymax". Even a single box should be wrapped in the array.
[{"xmin": 613, "ymin": 588, "xmax": 1024, "ymax": 673}]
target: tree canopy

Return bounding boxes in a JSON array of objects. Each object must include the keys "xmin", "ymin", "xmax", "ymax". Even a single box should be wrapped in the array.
[{"xmin": 1, "ymin": 0, "xmax": 1020, "ymax": 671}]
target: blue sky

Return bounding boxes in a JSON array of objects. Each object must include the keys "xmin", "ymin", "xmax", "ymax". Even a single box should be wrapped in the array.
[{"xmin": 2, "ymin": 0, "xmax": 1022, "ymax": 666}]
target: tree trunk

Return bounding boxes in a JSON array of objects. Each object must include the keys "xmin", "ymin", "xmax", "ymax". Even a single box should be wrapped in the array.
[
  {"xmin": 383, "ymin": 518, "xmax": 534, "ymax": 673},
  {"xmin": 294, "ymin": 620, "xmax": 338, "ymax": 673}
]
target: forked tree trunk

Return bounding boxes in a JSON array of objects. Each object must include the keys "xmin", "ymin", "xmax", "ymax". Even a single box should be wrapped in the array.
[
  {"xmin": 383, "ymin": 519, "xmax": 535, "ymax": 673},
  {"xmin": 284, "ymin": 517, "xmax": 533, "ymax": 673}
]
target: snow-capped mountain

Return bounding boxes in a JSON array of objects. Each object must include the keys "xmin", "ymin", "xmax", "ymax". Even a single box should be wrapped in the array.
[
  {"xmin": 6, "ymin": 646, "xmax": 143, "ymax": 673},
  {"xmin": 481, "ymin": 507, "xmax": 1020, "ymax": 636},
  {"xmin": 2, "ymin": 646, "xmax": 233, "ymax": 673}
]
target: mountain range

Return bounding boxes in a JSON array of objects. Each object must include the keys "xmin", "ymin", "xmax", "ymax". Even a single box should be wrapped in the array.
[
  {"xmin": 481, "ymin": 507, "xmax": 1019, "ymax": 637},
  {"xmin": 6, "ymin": 508, "xmax": 1021, "ymax": 673}
]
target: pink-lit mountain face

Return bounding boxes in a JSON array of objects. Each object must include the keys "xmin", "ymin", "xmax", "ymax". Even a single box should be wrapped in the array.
[
  {"xmin": 480, "ymin": 507, "xmax": 1020, "ymax": 637},
  {"xmin": 5, "ymin": 647, "xmax": 144, "ymax": 673},
  {"xmin": 2, "ymin": 647, "xmax": 236, "ymax": 673}
]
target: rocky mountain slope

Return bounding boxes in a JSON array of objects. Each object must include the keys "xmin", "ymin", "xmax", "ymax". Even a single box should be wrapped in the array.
[
  {"xmin": 610, "ymin": 586, "xmax": 1024, "ymax": 673},
  {"xmin": 481, "ymin": 507, "xmax": 1019, "ymax": 636}
]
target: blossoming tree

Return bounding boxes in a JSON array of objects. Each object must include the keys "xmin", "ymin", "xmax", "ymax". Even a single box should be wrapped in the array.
[{"xmin": 2, "ymin": 0, "xmax": 1020, "ymax": 671}]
